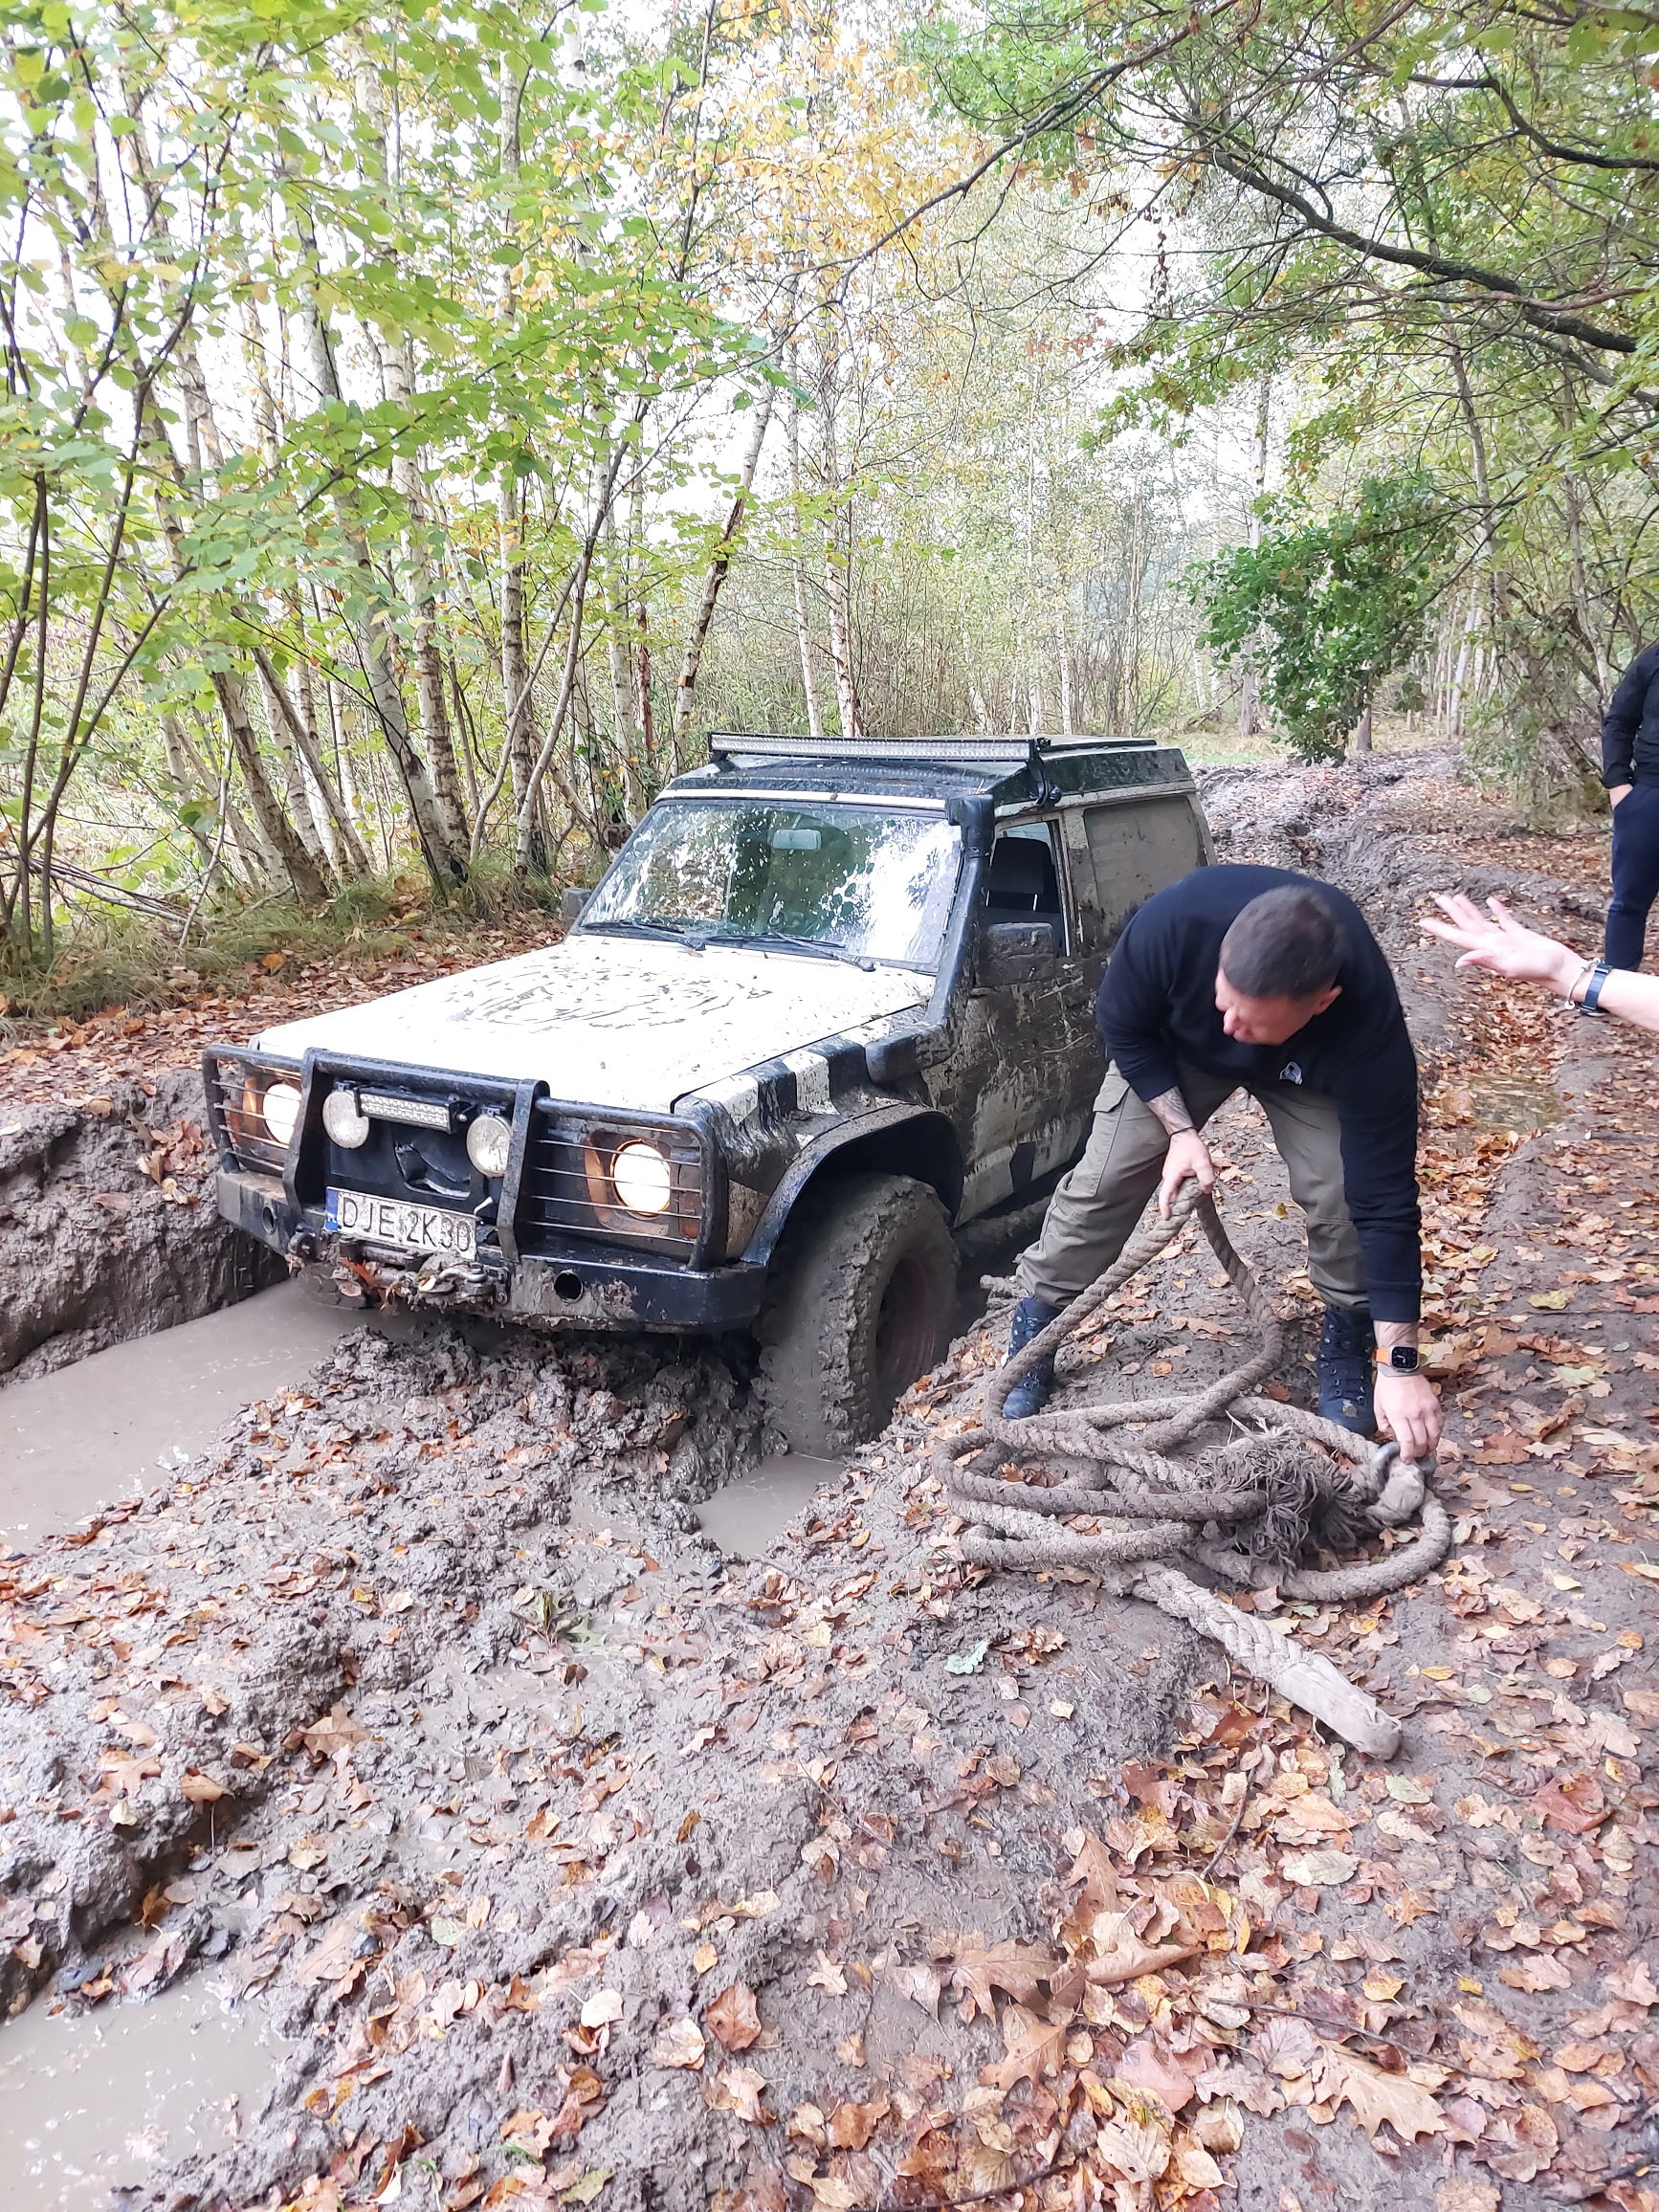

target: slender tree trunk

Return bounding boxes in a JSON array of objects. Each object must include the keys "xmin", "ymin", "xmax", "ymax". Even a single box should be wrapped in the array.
[
  {"xmin": 671, "ymin": 387, "xmax": 775, "ymax": 767},
  {"xmin": 630, "ymin": 468, "xmax": 656, "ymax": 776},
  {"xmin": 786, "ymin": 349, "xmax": 824, "ymax": 737},
  {"xmin": 255, "ymin": 653, "xmax": 333, "ymax": 874},
  {"xmin": 213, "ymin": 668, "xmax": 331, "ymax": 904},
  {"xmin": 379, "ymin": 333, "xmax": 470, "ymax": 854},
  {"xmin": 290, "ymin": 204, "xmax": 462, "ymax": 884},
  {"xmin": 1354, "ymin": 701, "xmax": 1374, "ymax": 755},
  {"xmin": 602, "ymin": 506, "xmax": 644, "ymax": 814},
  {"xmin": 498, "ymin": 470, "xmax": 540, "ymax": 857},
  {"xmin": 253, "ymin": 645, "xmax": 372, "ymax": 878},
  {"xmin": 1239, "ymin": 375, "xmax": 1271, "ymax": 741}
]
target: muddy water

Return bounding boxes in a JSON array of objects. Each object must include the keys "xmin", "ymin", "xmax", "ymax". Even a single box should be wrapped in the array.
[
  {"xmin": 0, "ymin": 1282, "xmax": 836, "ymax": 2200},
  {"xmin": 0, "ymin": 1280, "xmax": 417, "ymax": 1540},
  {"xmin": 0, "ymin": 1972, "xmax": 284, "ymax": 2210}
]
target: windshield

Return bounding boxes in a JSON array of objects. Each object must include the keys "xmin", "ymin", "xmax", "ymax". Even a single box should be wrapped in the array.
[{"xmin": 579, "ymin": 800, "xmax": 962, "ymax": 969}]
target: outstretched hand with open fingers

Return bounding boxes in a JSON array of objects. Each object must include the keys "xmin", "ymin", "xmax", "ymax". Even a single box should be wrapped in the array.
[{"xmin": 1422, "ymin": 894, "xmax": 1580, "ymax": 991}]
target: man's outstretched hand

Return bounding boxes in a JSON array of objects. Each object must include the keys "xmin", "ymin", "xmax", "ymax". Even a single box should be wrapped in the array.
[
  {"xmin": 1422, "ymin": 894, "xmax": 1582, "ymax": 995},
  {"xmin": 1158, "ymin": 1129, "xmax": 1216, "ymax": 1217}
]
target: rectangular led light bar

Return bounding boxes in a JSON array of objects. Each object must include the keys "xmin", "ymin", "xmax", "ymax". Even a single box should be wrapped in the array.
[{"xmin": 359, "ymin": 1091, "xmax": 452, "ymax": 1133}]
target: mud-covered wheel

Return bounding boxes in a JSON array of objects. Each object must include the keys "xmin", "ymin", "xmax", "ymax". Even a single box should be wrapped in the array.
[{"xmin": 758, "ymin": 1171, "xmax": 957, "ymax": 1455}]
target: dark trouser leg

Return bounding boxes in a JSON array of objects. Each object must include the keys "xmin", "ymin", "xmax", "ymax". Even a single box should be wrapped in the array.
[{"xmin": 1606, "ymin": 782, "xmax": 1659, "ymax": 970}]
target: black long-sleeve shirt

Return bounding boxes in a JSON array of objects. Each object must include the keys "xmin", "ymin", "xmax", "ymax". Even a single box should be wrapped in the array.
[
  {"xmin": 1601, "ymin": 642, "xmax": 1659, "ymax": 788},
  {"xmin": 1098, "ymin": 864, "xmax": 1423, "ymax": 1323}
]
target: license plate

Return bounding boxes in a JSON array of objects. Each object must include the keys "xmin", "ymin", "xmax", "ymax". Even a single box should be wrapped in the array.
[{"xmin": 326, "ymin": 1186, "xmax": 477, "ymax": 1260}]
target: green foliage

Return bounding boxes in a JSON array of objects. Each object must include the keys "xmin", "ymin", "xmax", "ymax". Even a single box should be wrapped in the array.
[{"xmin": 1192, "ymin": 477, "xmax": 1455, "ymax": 763}]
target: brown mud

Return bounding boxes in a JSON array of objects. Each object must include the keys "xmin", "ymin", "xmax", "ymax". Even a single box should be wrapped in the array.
[{"xmin": 1, "ymin": 752, "xmax": 1657, "ymax": 2212}]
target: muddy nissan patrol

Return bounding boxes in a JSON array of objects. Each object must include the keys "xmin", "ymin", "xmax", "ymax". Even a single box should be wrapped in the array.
[{"xmin": 206, "ymin": 735, "xmax": 1211, "ymax": 1450}]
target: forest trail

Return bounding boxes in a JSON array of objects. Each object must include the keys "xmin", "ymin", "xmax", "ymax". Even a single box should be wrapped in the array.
[{"xmin": 2, "ymin": 754, "xmax": 1657, "ymax": 2212}]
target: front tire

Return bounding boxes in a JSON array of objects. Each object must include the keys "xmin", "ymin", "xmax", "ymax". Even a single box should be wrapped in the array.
[{"xmin": 758, "ymin": 1171, "xmax": 957, "ymax": 1455}]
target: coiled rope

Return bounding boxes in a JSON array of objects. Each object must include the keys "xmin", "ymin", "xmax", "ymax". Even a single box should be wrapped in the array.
[{"xmin": 935, "ymin": 1186, "xmax": 1451, "ymax": 1759}]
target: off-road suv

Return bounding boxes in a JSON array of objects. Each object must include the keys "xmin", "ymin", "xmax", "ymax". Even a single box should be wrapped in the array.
[{"xmin": 206, "ymin": 735, "xmax": 1211, "ymax": 1450}]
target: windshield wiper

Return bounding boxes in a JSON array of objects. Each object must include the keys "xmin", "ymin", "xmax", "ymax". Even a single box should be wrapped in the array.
[
  {"xmin": 580, "ymin": 918, "xmax": 708, "ymax": 946},
  {"xmin": 713, "ymin": 930, "xmax": 876, "ymax": 972}
]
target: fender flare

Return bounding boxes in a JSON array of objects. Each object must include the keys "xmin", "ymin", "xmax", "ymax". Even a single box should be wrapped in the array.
[{"xmin": 741, "ymin": 1104, "xmax": 962, "ymax": 1270}]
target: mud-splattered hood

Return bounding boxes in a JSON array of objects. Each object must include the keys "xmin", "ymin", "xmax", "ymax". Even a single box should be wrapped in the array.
[{"xmin": 253, "ymin": 933, "xmax": 933, "ymax": 1112}]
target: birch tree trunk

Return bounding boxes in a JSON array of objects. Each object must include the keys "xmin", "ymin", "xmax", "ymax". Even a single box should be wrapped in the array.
[
  {"xmin": 289, "ymin": 204, "xmax": 463, "ymax": 884},
  {"xmin": 671, "ymin": 387, "xmax": 775, "ymax": 767},
  {"xmin": 787, "ymin": 349, "xmax": 824, "ymax": 737}
]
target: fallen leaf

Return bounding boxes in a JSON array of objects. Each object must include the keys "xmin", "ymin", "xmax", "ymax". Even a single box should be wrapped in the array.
[
  {"xmin": 1279, "ymin": 1849, "xmax": 1357, "ymax": 1887},
  {"xmin": 706, "ymin": 1981, "xmax": 762, "ymax": 2051},
  {"xmin": 988, "ymin": 2004, "xmax": 1069, "ymax": 2090},
  {"xmin": 563, "ymin": 2170, "xmax": 612, "ymax": 2206},
  {"xmin": 179, "ymin": 1769, "xmax": 230, "ymax": 1804},
  {"xmin": 887, "ymin": 1961, "xmax": 943, "ymax": 2016},
  {"xmin": 826, "ymin": 2094, "xmax": 890, "ymax": 2150},
  {"xmin": 1116, "ymin": 2035, "xmax": 1198, "ymax": 2113},
  {"xmin": 806, "ymin": 1952, "xmax": 847, "ymax": 1997},
  {"xmin": 949, "ymin": 1939, "xmax": 1058, "ymax": 2017},
  {"xmin": 1328, "ymin": 2048, "xmax": 1445, "ymax": 2142},
  {"xmin": 706, "ymin": 2066, "xmax": 769, "ymax": 2124},
  {"xmin": 652, "ymin": 2018, "xmax": 707, "ymax": 2070},
  {"xmin": 944, "ymin": 1639, "xmax": 991, "ymax": 1675},
  {"xmin": 580, "ymin": 1988, "xmax": 623, "ymax": 2029}
]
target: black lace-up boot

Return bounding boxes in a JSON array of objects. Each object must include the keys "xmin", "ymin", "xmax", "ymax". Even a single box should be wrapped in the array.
[
  {"xmin": 1001, "ymin": 1295, "xmax": 1063, "ymax": 1419},
  {"xmin": 1316, "ymin": 1304, "xmax": 1376, "ymax": 1434}
]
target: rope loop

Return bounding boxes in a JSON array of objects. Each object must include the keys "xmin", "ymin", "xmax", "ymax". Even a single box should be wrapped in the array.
[{"xmin": 942, "ymin": 1185, "xmax": 1450, "ymax": 1759}]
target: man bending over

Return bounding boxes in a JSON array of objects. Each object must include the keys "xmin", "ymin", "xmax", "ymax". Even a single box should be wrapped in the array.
[{"xmin": 1000, "ymin": 866, "xmax": 1442, "ymax": 1464}]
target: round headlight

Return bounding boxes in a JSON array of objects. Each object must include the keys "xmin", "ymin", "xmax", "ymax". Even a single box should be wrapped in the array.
[
  {"xmin": 466, "ymin": 1113, "xmax": 513, "ymax": 1178},
  {"xmin": 611, "ymin": 1139, "xmax": 672, "ymax": 1215},
  {"xmin": 322, "ymin": 1088, "xmax": 370, "ymax": 1149},
  {"xmin": 261, "ymin": 1081, "xmax": 302, "ymax": 1148}
]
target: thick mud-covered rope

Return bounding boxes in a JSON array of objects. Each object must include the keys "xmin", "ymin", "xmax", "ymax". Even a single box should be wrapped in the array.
[{"xmin": 938, "ymin": 1186, "xmax": 1452, "ymax": 1759}]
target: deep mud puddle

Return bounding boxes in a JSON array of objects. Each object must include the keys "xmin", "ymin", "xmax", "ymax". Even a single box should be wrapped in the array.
[
  {"xmin": 0, "ymin": 1281, "xmax": 419, "ymax": 1539},
  {"xmin": 0, "ymin": 1972, "xmax": 286, "ymax": 2210}
]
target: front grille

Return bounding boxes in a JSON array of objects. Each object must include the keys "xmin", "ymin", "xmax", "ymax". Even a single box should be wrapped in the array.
[
  {"xmin": 519, "ymin": 1108, "xmax": 704, "ymax": 1257},
  {"xmin": 207, "ymin": 1053, "xmax": 300, "ymax": 1178}
]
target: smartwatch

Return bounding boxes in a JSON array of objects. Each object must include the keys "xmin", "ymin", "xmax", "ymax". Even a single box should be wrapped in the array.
[
  {"xmin": 1374, "ymin": 1345, "xmax": 1420, "ymax": 1373},
  {"xmin": 1582, "ymin": 960, "xmax": 1612, "ymax": 1013}
]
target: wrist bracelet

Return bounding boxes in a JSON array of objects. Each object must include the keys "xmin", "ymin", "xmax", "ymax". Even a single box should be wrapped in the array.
[{"xmin": 1566, "ymin": 959, "xmax": 1594, "ymax": 1004}]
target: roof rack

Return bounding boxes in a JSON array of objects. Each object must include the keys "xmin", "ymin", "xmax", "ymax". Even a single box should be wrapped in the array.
[{"xmin": 705, "ymin": 733, "xmax": 1157, "ymax": 764}]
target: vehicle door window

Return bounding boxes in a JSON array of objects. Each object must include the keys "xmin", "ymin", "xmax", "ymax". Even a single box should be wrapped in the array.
[
  {"xmin": 1074, "ymin": 799, "xmax": 1206, "ymax": 953},
  {"xmin": 984, "ymin": 823, "xmax": 1066, "ymax": 951}
]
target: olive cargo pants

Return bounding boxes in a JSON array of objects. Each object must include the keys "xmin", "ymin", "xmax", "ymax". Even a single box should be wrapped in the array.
[{"xmin": 1015, "ymin": 1062, "xmax": 1367, "ymax": 1312}]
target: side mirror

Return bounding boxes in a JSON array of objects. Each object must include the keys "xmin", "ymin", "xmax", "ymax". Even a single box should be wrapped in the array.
[
  {"xmin": 979, "ymin": 920, "xmax": 1057, "ymax": 987},
  {"xmin": 562, "ymin": 886, "xmax": 590, "ymax": 926}
]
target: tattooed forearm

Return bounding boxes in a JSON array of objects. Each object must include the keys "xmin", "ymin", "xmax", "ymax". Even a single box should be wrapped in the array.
[{"xmin": 1147, "ymin": 1088, "xmax": 1196, "ymax": 1138}]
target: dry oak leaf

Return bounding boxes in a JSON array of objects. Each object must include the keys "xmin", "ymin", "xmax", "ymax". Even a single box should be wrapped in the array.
[
  {"xmin": 949, "ymin": 1939, "xmax": 1059, "ymax": 2017},
  {"xmin": 1063, "ymin": 1827, "xmax": 1122, "ymax": 1913},
  {"xmin": 1086, "ymin": 1915, "xmax": 1203, "ymax": 1989},
  {"xmin": 805, "ymin": 1952, "xmax": 847, "ymax": 1997},
  {"xmin": 1328, "ymin": 2049, "xmax": 1446, "ymax": 2143},
  {"xmin": 987, "ymin": 2003, "xmax": 1070, "ymax": 2090},
  {"xmin": 653, "ymin": 2017, "xmax": 707, "ymax": 2070},
  {"xmin": 706, "ymin": 1981, "xmax": 763, "ymax": 2053},
  {"xmin": 179, "ymin": 1768, "xmax": 231, "ymax": 1803},
  {"xmin": 706, "ymin": 2066, "xmax": 770, "ymax": 2125},
  {"xmin": 300, "ymin": 1706, "xmax": 368, "ymax": 1757},
  {"xmin": 826, "ymin": 2094, "xmax": 891, "ymax": 2151}
]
